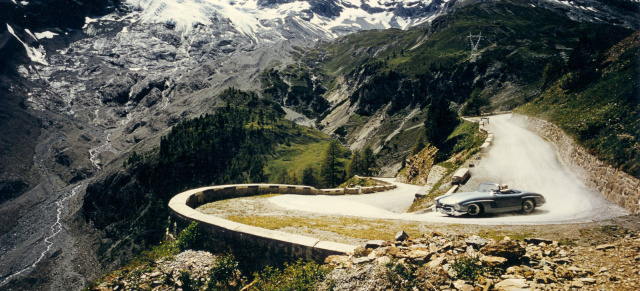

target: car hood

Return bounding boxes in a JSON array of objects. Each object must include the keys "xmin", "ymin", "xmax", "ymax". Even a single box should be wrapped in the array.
[{"xmin": 436, "ymin": 191, "xmax": 494, "ymax": 205}]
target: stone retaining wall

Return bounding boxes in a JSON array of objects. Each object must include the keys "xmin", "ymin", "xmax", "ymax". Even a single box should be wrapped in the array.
[
  {"xmin": 513, "ymin": 114, "xmax": 640, "ymax": 215},
  {"xmin": 169, "ymin": 182, "xmax": 399, "ymax": 267},
  {"xmin": 170, "ymin": 184, "xmax": 358, "ymax": 264}
]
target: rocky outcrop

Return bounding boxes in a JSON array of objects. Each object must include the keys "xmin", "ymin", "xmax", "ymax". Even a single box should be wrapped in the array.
[
  {"xmin": 92, "ymin": 250, "xmax": 242, "ymax": 291},
  {"xmin": 325, "ymin": 231, "xmax": 640, "ymax": 290},
  {"xmin": 90, "ymin": 228, "xmax": 640, "ymax": 290},
  {"xmin": 396, "ymin": 145, "xmax": 438, "ymax": 185},
  {"xmin": 480, "ymin": 240, "xmax": 526, "ymax": 262},
  {"xmin": 513, "ymin": 114, "xmax": 640, "ymax": 215}
]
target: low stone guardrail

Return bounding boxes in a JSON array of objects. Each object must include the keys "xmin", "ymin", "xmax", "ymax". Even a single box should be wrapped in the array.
[
  {"xmin": 445, "ymin": 185, "xmax": 459, "ymax": 195},
  {"xmin": 169, "ymin": 182, "xmax": 398, "ymax": 264},
  {"xmin": 480, "ymin": 132, "xmax": 493, "ymax": 153}
]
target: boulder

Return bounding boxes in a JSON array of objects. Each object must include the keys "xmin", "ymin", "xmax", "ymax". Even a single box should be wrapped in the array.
[
  {"xmin": 465, "ymin": 235, "xmax": 489, "ymax": 249},
  {"xmin": 598, "ymin": 267, "xmax": 608, "ymax": 273},
  {"xmin": 385, "ymin": 246, "xmax": 399, "ymax": 256},
  {"xmin": 567, "ymin": 266, "xmax": 591, "ymax": 276},
  {"xmin": 494, "ymin": 278, "xmax": 529, "ymax": 290},
  {"xmin": 352, "ymin": 257, "xmax": 374, "ymax": 264},
  {"xmin": 325, "ymin": 255, "xmax": 350, "ymax": 266},
  {"xmin": 480, "ymin": 240, "xmax": 525, "ymax": 261},
  {"xmin": 428, "ymin": 257, "xmax": 446, "ymax": 269},
  {"xmin": 325, "ymin": 255, "xmax": 352, "ymax": 269},
  {"xmin": 481, "ymin": 256, "xmax": 508, "ymax": 267},
  {"xmin": 534, "ymin": 270, "xmax": 557, "ymax": 284},
  {"xmin": 555, "ymin": 266, "xmax": 574, "ymax": 279},
  {"xmin": 571, "ymin": 280, "xmax": 584, "ymax": 288},
  {"xmin": 525, "ymin": 238, "xmax": 554, "ymax": 245},
  {"xmin": 353, "ymin": 246, "xmax": 371, "ymax": 257},
  {"xmin": 579, "ymin": 278, "xmax": 597, "ymax": 285},
  {"xmin": 505, "ymin": 266, "xmax": 523, "ymax": 275},
  {"xmin": 453, "ymin": 279, "xmax": 475, "ymax": 291},
  {"xmin": 375, "ymin": 256, "xmax": 391, "ymax": 265},
  {"xmin": 395, "ymin": 230, "xmax": 409, "ymax": 241},
  {"xmin": 408, "ymin": 249, "xmax": 431, "ymax": 259},
  {"xmin": 595, "ymin": 244, "xmax": 615, "ymax": 250},
  {"xmin": 365, "ymin": 240, "xmax": 385, "ymax": 249}
]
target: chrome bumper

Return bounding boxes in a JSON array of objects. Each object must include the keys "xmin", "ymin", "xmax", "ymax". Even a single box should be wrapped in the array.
[{"xmin": 435, "ymin": 205, "xmax": 466, "ymax": 216}]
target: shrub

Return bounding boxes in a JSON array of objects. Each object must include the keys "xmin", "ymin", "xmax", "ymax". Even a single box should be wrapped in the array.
[
  {"xmin": 250, "ymin": 260, "xmax": 329, "ymax": 291},
  {"xmin": 208, "ymin": 255, "xmax": 242, "ymax": 290},
  {"xmin": 451, "ymin": 255, "xmax": 484, "ymax": 281},
  {"xmin": 176, "ymin": 221, "xmax": 201, "ymax": 251},
  {"xmin": 179, "ymin": 269, "xmax": 201, "ymax": 291},
  {"xmin": 386, "ymin": 261, "xmax": 448, "ymax": 290},
  {"xmin": 386, "ymin": 261, "xmax": 416, "ymax": 289}
]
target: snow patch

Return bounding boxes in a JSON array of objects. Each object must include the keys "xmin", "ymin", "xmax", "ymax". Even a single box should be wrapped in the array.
[
  {"xmin": 34, "ymin": 31, "xmax": 59, "ymax": 39},
  {"xmin": 125, "ymin": 0, "xmax": 448, "ymax": 41},
  {"xmin": 7, "ymin": 24, "xmax": 48, "ymax": 65},
  {"xmin": 82, "ymin": 16, "xmax": 100, "ymax": 29},
  {"xmin": 24, "ymin": 29, "xmax": 37, "ymax": 41},
  {"xmin": 547, "ymin": 0, "xmax": 572, "ymax": 7}
]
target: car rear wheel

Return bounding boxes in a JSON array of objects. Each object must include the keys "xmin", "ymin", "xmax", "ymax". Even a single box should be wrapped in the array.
[
  {"xmin": 522, "ymin": 199, "xmax": 535, "ymax": 214},
  {"xmin": 467, "ymin": 203, "xmax": 483, "ymax": 216}
]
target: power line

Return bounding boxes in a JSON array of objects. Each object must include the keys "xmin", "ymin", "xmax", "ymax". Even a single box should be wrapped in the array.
[{"xmin": 468, "ymin": 32, "xmax": 483, "ymax": 52}]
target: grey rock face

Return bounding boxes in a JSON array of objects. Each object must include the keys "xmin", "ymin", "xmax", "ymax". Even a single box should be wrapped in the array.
[{"xmin": 100, "ymin": 73, "xmax": 138, "ymax": 104}]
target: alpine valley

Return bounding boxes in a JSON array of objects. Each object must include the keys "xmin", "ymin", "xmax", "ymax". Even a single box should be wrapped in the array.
[{"xmin": 0, "ymin": 0, "xmax": 638, "ymax": 290}]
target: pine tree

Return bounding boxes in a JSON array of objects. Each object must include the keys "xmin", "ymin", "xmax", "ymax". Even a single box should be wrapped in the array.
[
  {"xmin": 424, "ymin": 96, "xmax": 458, "ymax": 147},
  {"xmin": 361, "ymin": 145, "xmax": 377, "ymax": 177},
  {"xmin": 301, "ymin": 166, "xmax": 318, "ymax": 188},
  {"xmin": 346, "ymin": 149, "xmax": 361, "ymax": 178},
  {"xmin": 289, "ymin": 171, "xmax": 299, "ymax": 185},
  {"xmin": 320, "ymin": 140, "xmax": 344, "ymax": 187}
]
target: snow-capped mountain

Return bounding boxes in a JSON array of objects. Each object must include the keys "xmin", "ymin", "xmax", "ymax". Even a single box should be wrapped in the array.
[
  {"xmin": 0, "ymin": 2, "xmax": 459, "ymax": 287},
  {"xmin": 126, "ymin": 0, "xmax": 454, "ymax": 42}
]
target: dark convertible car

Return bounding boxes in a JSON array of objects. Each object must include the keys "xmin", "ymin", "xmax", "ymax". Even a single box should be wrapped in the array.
[{"xmin": 435, "ymin": 182, "xmax": 545, "ymax": 216}]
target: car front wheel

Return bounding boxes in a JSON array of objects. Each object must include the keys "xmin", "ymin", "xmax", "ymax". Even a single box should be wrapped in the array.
[
  {"xmin": 522, "ymin": 199, "xmax": 535, "ymax": 214},
  {"xmin": 467, "ymin": 203, "xmax": 483, "ymax": 216}
]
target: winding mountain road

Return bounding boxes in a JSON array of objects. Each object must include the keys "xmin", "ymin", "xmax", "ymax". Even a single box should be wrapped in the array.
[{"xmin": 269, "ymin": 114, "xmax": 628, "ymax": 225}]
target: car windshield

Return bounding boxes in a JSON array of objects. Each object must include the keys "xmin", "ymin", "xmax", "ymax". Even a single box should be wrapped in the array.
[{"xmin": 475, "ymin": 183, "xmax": 499, "ymax": 192}]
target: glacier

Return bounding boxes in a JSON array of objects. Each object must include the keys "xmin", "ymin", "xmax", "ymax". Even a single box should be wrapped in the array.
[{"xmin": 125, "ymin": 0, "xmax": 453, "ymax": 41}]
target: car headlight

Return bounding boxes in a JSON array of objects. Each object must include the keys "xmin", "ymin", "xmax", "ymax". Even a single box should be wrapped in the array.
[{"xmin": 454, "ymin": 204, "xmax": 461, "ymax": 210}]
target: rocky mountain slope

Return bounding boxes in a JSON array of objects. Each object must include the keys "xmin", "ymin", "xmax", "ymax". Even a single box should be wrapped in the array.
[
  {"xmin": 0, "ymin": 0, "xmax": 638, "ymax": 289},
  {"xmin": 280, "ymin": 0, "xmax": 636, "ymax": 175},
  {"xmin": 0, "ymin": 1, "xmax": 458, "ymax": 288},
  {"xmin": 517, "ymin": 30, "xmax": 640, "ymax": 178},
  {"xmin": 88, "ymin": 227, "xmax": 640, "ymax": 290}
]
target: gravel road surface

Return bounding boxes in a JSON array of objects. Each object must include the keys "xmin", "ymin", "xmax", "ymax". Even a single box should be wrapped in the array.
[{"xmin": 269, "ymin": 114, "xmax": 628, "ymax": 225}]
